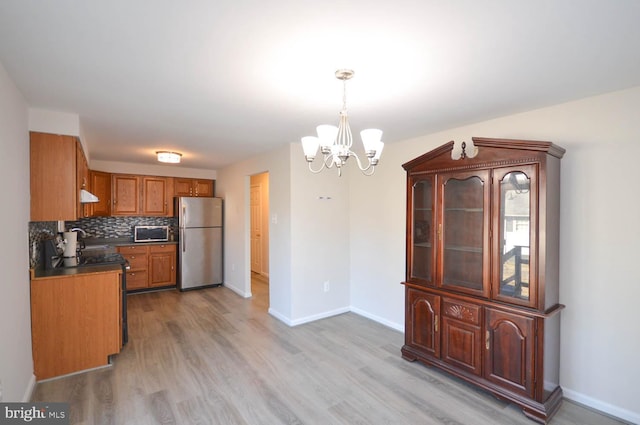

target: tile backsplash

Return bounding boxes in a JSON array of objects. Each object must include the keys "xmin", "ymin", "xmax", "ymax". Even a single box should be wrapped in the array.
[
  {"xmin": 29, "ymin": 216, "xmax": 177, "ymax": 268},
  {"xmin": 65, "ymin": 216, "xmax": 177, "ymax": 239}
]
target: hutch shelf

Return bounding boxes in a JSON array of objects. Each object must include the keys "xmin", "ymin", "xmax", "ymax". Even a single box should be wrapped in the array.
[{"xmin": 401, "ymin": 137, "xmax": 565, "ymax": 424}]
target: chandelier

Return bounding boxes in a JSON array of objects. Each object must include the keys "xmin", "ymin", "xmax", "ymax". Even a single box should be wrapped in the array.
[{"xmin": 301, "ymin": 69, "xmax": 384, "ymax": 176}]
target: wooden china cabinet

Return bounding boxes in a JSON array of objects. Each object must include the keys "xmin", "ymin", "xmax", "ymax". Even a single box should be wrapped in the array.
[{"xmin": 402, "ymin": 137, "xmax": 565, "ymax": 424}]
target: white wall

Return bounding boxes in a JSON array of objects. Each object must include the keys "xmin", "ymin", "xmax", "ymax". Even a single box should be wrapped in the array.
[
  {"xmin": 216, "ymin": 145, "xmax": 293, "ymax": 320},
  {"xmin": 289, "ymin": 145, "xmax": 351, "ymax": 323},
  {"xmin": 0, "ymin": 62, "xmax": 35, "ymax": 401},
  {"xmin": 216, "ymin": 144, "xmax": 352, "ymax": 325},
  {"xmin": 349, "ymin": 86, "xmax": 640, "ymax": 423}
]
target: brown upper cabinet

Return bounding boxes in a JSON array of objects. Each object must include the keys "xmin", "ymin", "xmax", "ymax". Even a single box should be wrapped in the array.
[
  {"xmin": 30, "ymin": 133, "xmax": 214, "ymax": 220},
  {"xmin": 30, "ymin": 132, "xmax": 88, "ymax": 221},
  {"xmin": 142, "ymin": 176, "xmax": 171, "ymax": 216},
  {"xmin": 111, "ymin": 175, "xmax": 181, "ymax": 217},
  {"xmin": 174, "ymin": 178, "xmax": 214, "ymax": 197},
  {"xmin": 89, "ymin": 170, "xmax": 112, "ymax": 217},
  {"xmin": 111, "ymin": 174, "xmax": 141, "ymax": 216}
]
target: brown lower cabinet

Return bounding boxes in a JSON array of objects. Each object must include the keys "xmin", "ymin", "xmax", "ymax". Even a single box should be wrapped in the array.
[
  {"xmin": 30, "ymin": 269, "xmax": 122, "ymax": 380},
  {"xmin": 118, "ymin": 244, "xmax": 176, "ymax": 290}
]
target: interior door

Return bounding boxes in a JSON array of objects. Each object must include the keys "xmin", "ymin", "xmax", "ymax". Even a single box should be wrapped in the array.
[{"xmin": 250, "ymin": 183, "xmax": 263, "ymax": 274}]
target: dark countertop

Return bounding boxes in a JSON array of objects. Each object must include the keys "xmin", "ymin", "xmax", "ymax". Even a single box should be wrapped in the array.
[
  {"xmin": 32, "ymin": 263, "xmax": 123, "ymax": 280},
  {"xmin": 32, "ymin": 239, "xmax": 178, "ymax": 280},
  {"xmin": 82, "ymin": 237, "xmax": 178, "ymax": 247}
]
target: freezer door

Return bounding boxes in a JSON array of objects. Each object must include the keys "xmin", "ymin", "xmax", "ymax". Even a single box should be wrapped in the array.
[
  {"xmin": 178, "ymin": 227, "xmax": 223, "ymax": 290},
  {"xmin": 178, "ymin": 197, "xmax": 222, "ymax": 228}
]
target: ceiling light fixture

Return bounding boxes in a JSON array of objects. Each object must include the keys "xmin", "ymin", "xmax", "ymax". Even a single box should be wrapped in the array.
[
  {"xmin": 301, "ymin": 69, "xmax": 384, "ymax": 177},
  {"xmin": 156, "ymin": 151, "xmax": 182, "ymax": 164}
]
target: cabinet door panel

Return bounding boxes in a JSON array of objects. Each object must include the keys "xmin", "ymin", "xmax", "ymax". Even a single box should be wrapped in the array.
[
  {"xmin": 442, "ymin": 318, "xmax": 482, "ymax": 375},
  {"xmin": 438, "ymin": 170, "xmax": 491, "ymax": 297},
  {"xmin": 194, "ymin": 180, "xmax": 213, "ymax": 197},
  {"xmin": 30, "ymin": 133, "xmax": 78, "ymax": 221},
  {"xmin": 492, "ymin": 165, "xmax": 538, "ymax": 308},
  {"xmin": 408, "ymin": 176, "xmax": 436, "ymax": 285},
  {"xmin": 485, "ymin": 308, "xmax": 534, "ymax": 397},
  {"xmin": 112, "ymin": 175, "xmax": 140, "ymax": 215},
  {"xmin": 174, "ymin": 178, "xmax": 194, "ymax": 196},
  {"xmin": 89, "ymin": 171, "xmax": 111, "ymax": 217},
  {"xmin": 406, "ymin": 288, "xmax": 440, "ymax": 357},
  {"xmin": 142, "ymin": 177, "xmax": 168, "ymax": 216}
]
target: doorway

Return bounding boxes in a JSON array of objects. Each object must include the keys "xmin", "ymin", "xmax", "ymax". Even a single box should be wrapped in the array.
[{"xmin": 250, "ymin": 172, "xmax": 269, "ymax": 304}]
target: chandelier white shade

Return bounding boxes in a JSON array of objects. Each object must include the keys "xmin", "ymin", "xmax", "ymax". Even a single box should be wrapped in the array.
[
  {"xmin": 156, "ymin": 151, "xmax": 182, "ymax": 163},
  {"xmin": 301, "ymin": 69, "xmax": 384, "ymax": 176}
]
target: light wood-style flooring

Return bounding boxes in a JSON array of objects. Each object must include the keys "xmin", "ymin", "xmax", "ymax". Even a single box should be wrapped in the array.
[{"xmin": 32, "ymin": 277, "xmax": 627, "ymax": 424}]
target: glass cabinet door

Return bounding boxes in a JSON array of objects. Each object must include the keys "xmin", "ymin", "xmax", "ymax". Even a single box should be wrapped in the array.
[
  {"xmin": 409, "ymin": 176, "xmax": 435, "ymax": 285},
  {"xmin": 439, "ymin": 170, "xmax": 490, "ymax": 297},
  {"xmin": 492, "ymin": 165, "xmax": 537, "ymax": 307}
]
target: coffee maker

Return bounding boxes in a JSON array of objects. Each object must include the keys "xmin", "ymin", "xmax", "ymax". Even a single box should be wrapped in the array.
[{"xmin": 42, "ymin": 238, "xmax": 63, "ymax": 269}]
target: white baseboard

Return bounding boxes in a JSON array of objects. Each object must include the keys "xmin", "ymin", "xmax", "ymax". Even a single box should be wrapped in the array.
[
  {"xmin": 563, "ymin": 388, "xmax": 639, "ymax": 424},
  {"xmin": 350, "ymin": 307, "xmax": 404, "ymax": 332},
  {"xmin": 268, "ymin": 307, "xmax": 291, "ymax": 325},
  {"xmin": 223, "ymin": 282, "xmax": 251, "ymax": 298},
  {"xmin": 268, "ymin": 306, "xmax": 350, "ymax": 327},
  {"xmin": 21, "ymin": 374, "xmax": 36, "ymax": 402}
]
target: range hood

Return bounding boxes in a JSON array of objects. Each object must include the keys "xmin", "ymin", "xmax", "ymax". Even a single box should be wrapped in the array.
[{"xmin": 80, "ymin": 189, "xmax": 99, "ymax": 203}]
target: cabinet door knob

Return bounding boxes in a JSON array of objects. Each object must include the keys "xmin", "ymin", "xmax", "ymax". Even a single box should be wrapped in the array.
[{"xmin": 485, "ymin": 330, "xmax": 490, "ymax": 350}]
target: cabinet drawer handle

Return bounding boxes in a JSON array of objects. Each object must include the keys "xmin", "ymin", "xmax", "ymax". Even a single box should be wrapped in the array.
[
  {"xmin": 485, "ymin": 330, "xmax": 490, "ymax": 350},
  {"xmin": 434, "ymin": 315, "xmax": 439, "ymax": 333},
  {"xmin": 131, "ymin": 256, "xmax": 135, "ymax": 259}
]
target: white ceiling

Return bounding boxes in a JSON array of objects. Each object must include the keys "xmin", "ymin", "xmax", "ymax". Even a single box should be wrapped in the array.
[{"xmin": 1, "ymin": 1, "xmax": 639, "ymax": 170}]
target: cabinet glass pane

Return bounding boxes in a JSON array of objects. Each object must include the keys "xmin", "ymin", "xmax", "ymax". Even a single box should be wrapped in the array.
[
  {"xmin": 443, "ymin": 176, "xmax": 484, "ymax": 291},
  {"xmin": 499, "ymin": 172, "xmax": 530, "ymax": 301},
  {"xmin": 412, "ymin": 180, "xmax": 433, "ymax": 282}
]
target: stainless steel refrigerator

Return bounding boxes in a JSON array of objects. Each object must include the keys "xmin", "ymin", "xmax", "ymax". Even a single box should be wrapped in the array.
[{"xmin": 176, "ymin": 197, "xmax": 223, "ymax": 290}]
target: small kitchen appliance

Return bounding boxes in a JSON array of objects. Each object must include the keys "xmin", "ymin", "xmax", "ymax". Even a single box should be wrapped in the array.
[
  {"xmin": 62, "ymin": 231, "xmax": 78, "ymax": 258},
  {"xmin": 134, "ymin": 225, "xmax": 169, "ymax": 242}
]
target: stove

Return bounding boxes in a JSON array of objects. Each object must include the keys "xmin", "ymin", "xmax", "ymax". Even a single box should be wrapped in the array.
[{"xmin": 79, "ymin": 253, "xmax": 129, "ymax": 267}]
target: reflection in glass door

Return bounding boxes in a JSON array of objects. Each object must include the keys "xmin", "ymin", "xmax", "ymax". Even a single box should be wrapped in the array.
[
  {"xmin": 411, "ymin": 178, "xmax": 434, "ymax": 284},
  {"xmin": 498, "ymin": 169, "xmax": 534, "ymax": 302},
  {"xmin": 440, "ymin": 170, "xmax": 489, "ymax": 296}
]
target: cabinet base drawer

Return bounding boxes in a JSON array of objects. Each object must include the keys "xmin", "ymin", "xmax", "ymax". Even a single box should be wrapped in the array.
[{"xmin": 126, "ymin": 270, "xmax": 148, "ymax": 290}]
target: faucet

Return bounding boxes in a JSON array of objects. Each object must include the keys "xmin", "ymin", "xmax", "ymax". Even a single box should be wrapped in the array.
[{"xmin": 70, "ymin": 227, "xmax": 87, "ymax": 238}]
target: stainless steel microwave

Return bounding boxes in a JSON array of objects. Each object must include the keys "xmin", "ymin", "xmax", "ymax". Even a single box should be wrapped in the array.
[{"xmin": 134, "ymin": 225, "xmax": 169, "ymax": 242}]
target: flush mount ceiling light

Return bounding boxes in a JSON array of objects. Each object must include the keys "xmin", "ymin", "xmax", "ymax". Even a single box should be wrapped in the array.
[
  {"xmin": 156, "ymin": 151, "xmax": 182, "ymax": 163},
  {"xmin": 301, "ymin": 69, "xmax": 384, "ymax": 177}
]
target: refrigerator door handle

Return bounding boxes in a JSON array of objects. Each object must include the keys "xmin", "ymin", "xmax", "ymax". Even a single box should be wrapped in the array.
[{"xmin": 182, "ymin": 204, "xmax": 187, "ymax": 253}]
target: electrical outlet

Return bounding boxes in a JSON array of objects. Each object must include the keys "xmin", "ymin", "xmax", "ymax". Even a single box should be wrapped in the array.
[{"xmin": 323, "ymin": 281, "xmax": 330, "ymax": 292}]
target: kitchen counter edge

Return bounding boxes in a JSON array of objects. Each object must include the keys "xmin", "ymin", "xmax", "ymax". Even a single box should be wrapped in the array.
[{"xmin": 31, "ymin": 264, "xmax": 123, "ymax": 280}]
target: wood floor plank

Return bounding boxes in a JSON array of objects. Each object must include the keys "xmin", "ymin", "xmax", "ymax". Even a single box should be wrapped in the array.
[{"xmin": 30, "ymin": 278, "xmax": 627, "ymax": 425}]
